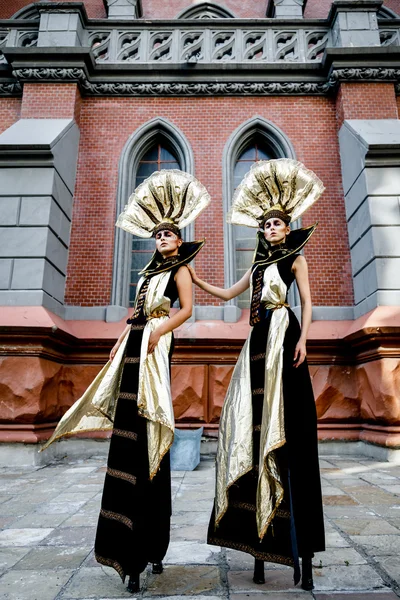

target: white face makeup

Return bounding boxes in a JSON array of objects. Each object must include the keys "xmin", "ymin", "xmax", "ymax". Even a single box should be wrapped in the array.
[
  {"xmin": 263, "ymin": 218, "xmax": 290, "ymax": 246},
  {"xmin": 155, "ymin": 229, "xmax": 182, "ymax": 257}
]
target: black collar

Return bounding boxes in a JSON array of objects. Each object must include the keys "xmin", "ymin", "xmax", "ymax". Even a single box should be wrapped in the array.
[
  {"xmin": 140, "ymin": 240, "xmax": 205, "ymax": 277},
  {"xmin": 252, "ymin": 223, "xmax": 318, "ymax": 271}
]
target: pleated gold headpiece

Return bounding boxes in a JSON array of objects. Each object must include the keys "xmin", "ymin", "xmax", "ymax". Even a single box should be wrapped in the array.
[
  {"xmin": 116, "ymin": 169, "xmax": 211, "ymax": 238},
  {"xmin": 228, "ymin": 158, "xmax": 325, "ymax": 228}
]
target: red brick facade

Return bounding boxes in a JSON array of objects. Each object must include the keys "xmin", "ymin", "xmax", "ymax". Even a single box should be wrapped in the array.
[
  {"xmin": 60, "ymin": 95, "xmax": 354, "ymax": 307},
  {"xmin": 336, "ymin": 83, "xmax": 399, "ymax": 129},
  {"xmin": 3, "ymin": 0, "xmax": 400, "ymax": 20},
  {"xmin": 0, "ymin": 97, "xmax": 21, "ymax": 134},
  {"xmin": 21, "ymin": 83, "xmax": 81, "ymax": 121}
]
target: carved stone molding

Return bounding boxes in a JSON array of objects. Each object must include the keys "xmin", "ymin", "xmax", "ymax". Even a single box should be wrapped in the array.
[
  {"xmin": 9, "ymin": 67, "xmax": 335, "ymax": 95},
  {"xmin": 13, "ymin": 67, "xmax": 87, "ymax": 82},
  {"xmin": 5, "ymin": 64, "xmax": 400, "ymax": 97},
  {"xmin": 331, "ymin": 66, "xmax": 400, "ymax": 81},
  {"xmin": 0, "ymin": 81, "xmax": 22, "ymax": 95}
]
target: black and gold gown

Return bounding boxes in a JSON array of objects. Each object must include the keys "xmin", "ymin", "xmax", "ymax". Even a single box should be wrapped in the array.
[
  {"xmin": 208, "ymin": 231, "xmax": 325, "ymax": 581},
  {"xmin": 41, "ymin": 241, "xmax": 204, "ymax": 582},
  {"xmin": 94, "ymin": 270, "xmax": 179, "ymax": 580}
]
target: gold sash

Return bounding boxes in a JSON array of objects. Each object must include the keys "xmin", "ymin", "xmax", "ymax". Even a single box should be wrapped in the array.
[
  {"xmin": 215, "ymin": 262, "xmax": 289, "ymax": 539},
  {"xmin": 41, "ymin": 272, "xmax": 175, "ymax": 480}
]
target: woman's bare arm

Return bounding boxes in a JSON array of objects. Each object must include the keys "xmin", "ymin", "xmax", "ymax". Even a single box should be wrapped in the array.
[
  {"xmin": 109, "ymin": 323, "xmax": 130, "ymax": 361},
  {"xmin": 292, "ymin": 255, "xmax": 312, "ymax": 368},
  {"xmin": 147, "ymin": 265, "xmax": 193, "ymax": 353},
  {"xmin": 187, "ymin": 265, "xmax": 251, "ymax": 301}
]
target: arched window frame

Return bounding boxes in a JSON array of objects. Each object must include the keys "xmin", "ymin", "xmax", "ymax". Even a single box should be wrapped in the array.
[
  {"xmin": 177, "ymin": 2, "xmax": 236, "ymax": 19},
  {"xmin": 111, "ymin": 118, "xmax": 194, "ymax": 308},
  {"xmin": 222, "ymin": 117, "xmax": 297, "ymax": 311},
  {"xmin": 377, "ymin": 7, "xmax": 399, "ymax": 18},
  {"xmin": 11, "ymin": 4, "xmax": 40, "ymax": 19}
]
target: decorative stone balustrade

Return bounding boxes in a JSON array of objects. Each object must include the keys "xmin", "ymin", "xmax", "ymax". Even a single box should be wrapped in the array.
[
  {"xmin": 86, "ymin": 25, "xmax": 331, "ymax": 64},
  {"xmin": 0, "ymin": 22, "xmax": 332, "ymax": 65}
]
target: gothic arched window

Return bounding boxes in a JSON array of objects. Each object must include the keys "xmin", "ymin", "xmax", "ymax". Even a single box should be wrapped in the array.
[
  {"xmin": 177, "ymin": 2, "xmax": 235, "ymax": 19},
  {"xmin": 129, "ymin": 144, "xmax": 180, "ymax": 306},
  {"xmin": 111, "ymin": 118, "xmax": 194, "ymax": 313},
  {"xmin": 233, "ymin": 142, "xmax": 272, "ymax": 308},
  {"xmin": 222, "ymin": 118, "xmax": 296, "ymax": 317}
]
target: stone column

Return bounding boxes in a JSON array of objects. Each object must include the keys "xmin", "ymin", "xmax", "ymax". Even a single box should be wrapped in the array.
[
  {"xmin": 0, "ymin": 84, "xmax": 81, "ymax": 316},
  {"xmin": 106, "ymin": 0, "xmax": 142, "ymax": 20},
  {"xmin": 329, "ymin": 0, "xmax": 381, "ymax": 48},
  {"xmin": 339, "ymin": 119, "xmax": 400, "ymax": 317},
  {"xmin": 266, "ymin": 0, "xmax": 305, "ymax": 18}
]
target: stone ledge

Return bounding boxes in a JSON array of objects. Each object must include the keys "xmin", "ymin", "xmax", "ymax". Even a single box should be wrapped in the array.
[{"xmin": 0, "ymin": 438, "xmax": 399, "ymax": 467}]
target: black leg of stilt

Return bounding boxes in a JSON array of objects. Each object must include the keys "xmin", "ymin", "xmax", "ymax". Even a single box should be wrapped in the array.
[
  {"xmin": 253, "ymin": 559, "xmax": 265, "ymax": 584},
  {"xmin": 152, "ymin": 562, "xmax": 163, "ymax": 574},
  {"xmin": 127, "ymin": 574, "xmax": 140, "ymax": 593},
  {"xmin": 301, "ymin": 556, "xmax": 314, "ymax": 591}
]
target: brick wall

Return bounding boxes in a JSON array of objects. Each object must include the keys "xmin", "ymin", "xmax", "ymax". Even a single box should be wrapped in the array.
[
  {"xmin": 142, "ymin": 0, "xmax": 267, "ymax": 18},
  {"xmin": 0, "ymin": 0, "xmax": 107, "ymax": 19},
  {"xmin": 336, "ymin": 83, "xmax": 398, "ymax": 129},
  {"xmin": 63, "ymin": 95, "xmax": 353, "ymax": 308},
  {"xmin": 1, "ymin": 0, "xmax": 399, "ymax": 21},
  {"xmin": 0, "ymin": 98, "xmax": 21, "ymax": 134},
  {"xmin": 304, "ymin": 0, "xmax": 400, "ymax": 18},
  {"xmin": 20, "ymin": 83, "xmax": 81, "ymax": 122}
]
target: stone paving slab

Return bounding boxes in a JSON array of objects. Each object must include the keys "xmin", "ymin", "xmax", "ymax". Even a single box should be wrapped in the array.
[
  {"xmin": 314, "ymin": 593, "xmax": 398, "ymax": 600},
  {"xmin": 144, "ymin": 565, "xmax": 222, "ymax": 596},
  {"xmin": 0, "ymin": 568, "xmax": 74, "ymax": 600},
  {"xmin": 14, "ymin": 546, "xmax": 91, "ymax": 571},
  {"xmin": 0, "ymin": 455, "xmax": 399, "ymax": 599}
]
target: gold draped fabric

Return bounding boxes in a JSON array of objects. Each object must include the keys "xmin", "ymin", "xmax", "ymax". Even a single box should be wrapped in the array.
[
  {"xmin": 41, "ymin": 272, "xmax": 175, "ymax": 480},
  {"xmin": 215, "ymin": 262, "xmax": 289, "ymax": 539}
]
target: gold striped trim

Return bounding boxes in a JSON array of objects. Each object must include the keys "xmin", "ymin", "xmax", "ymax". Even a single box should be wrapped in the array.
[
  {"xmin": 100, "ymin": 508, "xmax": 133, "ymax": 530},
  {"xmin": 252, "ymin": 388, "xmax": 264, "ymax": 396},
  {"xmin": 113, "ymin": 429, "xmax": 138, "ymax": 442},
  {"xmin": 130, "ymin": 323, "xmax": 145, "ymax": 330},
  {"xmin": 124, "ymin": 357, "xmax": 140, "ymax": 364},
  {"xmin": 95, "ymin": 552, "xmax": 125, "ymax": 580},
  {"xmin": 251, "ymin": 352, "xmax": 266, "ymax": 362},
  {"xmin": 231, "ymin": 500, "xmax": 256, "ymax": 512},
  {"xmin": 230, "ymin": 501, "xmax": 290, "ymax": 519},
  {"xmin": 118, "ymin": 392, "xmax": 137, "ymax": 401},
  {"xmin": 207, "ymin": 536, "xmax": 294, "ymax": 566},
  {"xmin": 106, "ymin": 467, "xmax": 137, "ymax": 485}
]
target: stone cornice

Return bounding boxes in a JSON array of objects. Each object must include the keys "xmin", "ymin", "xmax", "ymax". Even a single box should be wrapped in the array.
[
  {"xmin": 2, "ymin": 46, "xmax": 400, "ymax": 96},
  {"xmin": 1, "ymin": 324, "xmax": 400, "ymax": 365}
]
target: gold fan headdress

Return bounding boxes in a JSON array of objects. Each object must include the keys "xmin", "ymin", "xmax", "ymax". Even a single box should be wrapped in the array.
[
  {"xmin": 228, "ymin": 158, "xmax": 325, "ymax": 228},
  {"xmin": 116, "ymin": 169, "xmax": 211, "ymax": 238}
]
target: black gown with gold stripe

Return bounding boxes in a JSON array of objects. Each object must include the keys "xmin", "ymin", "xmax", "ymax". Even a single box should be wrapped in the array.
[
  {"xmin": 207, "ymin": 253, "xmax": 325, "ymax": 574},
  {"xmin": 94, "ymin": 272, "xmax": 178, "ymax": 580}
]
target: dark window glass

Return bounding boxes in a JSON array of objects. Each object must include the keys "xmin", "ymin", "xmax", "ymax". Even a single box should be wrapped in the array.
[
  {"xmin": 233, "ymin": 142, "xmax": 273, "ymax": 309},
  {"xmin": 129, "ymin": 143, "xmax": 180, "ymax": 307}
]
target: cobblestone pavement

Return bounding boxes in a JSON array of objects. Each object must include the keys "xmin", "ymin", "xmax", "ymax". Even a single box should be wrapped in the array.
[{"xmin": 0, "ymin": 454, "xmax": 400, "ymax": 600}]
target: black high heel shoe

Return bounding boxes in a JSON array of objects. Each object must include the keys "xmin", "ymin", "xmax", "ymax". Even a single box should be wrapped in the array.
[
  {"xmin": 152, "ymin": 561, "xmax": 163, "ymax": 574},
  {"xmin": 301, "ymin": 557, "xmax": 314, "ymax": 591},
  {"xmin": 127, "ymin": 574, "xmax": 140, "ymax": 593},
  {"xmin": 253, "ymin": 559, "xmax": 265, "ymax": 584}
]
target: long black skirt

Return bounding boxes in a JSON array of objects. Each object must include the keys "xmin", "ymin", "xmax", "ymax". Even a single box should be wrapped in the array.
[
  {"xmin": 94, "ymin": 321, "xmax": 172, "ymax": 580},
  {"xmin": 208, "ymin": 309, "xmax": 325, "ymax": 566}
]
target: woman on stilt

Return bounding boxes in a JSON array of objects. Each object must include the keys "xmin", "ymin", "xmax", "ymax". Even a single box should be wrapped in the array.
[
  {"xmin": 42, "ymin": 170, "xmax": 210, "ymax": 593},
  {"xmin": 188, "ymin": 159, "xmax": 325, "ymax": 591}
]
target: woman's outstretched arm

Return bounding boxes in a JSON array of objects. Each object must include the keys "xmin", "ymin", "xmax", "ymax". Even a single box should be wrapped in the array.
[
  {"xmin": 109, "ymin": 323, "xmax": 130, "ymax": 361},
  {"xmin": 147, "ymin": 265, "xmax": 193, "ymax": 353},
  {"xmin": 292, "ymin": 255, "xmax": 312, "ymax": 368},
  {"xmin": 187, "ymin": 265, "xmax": 251, "ymax": 301}
]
